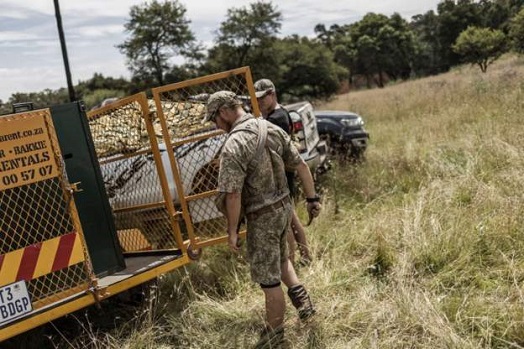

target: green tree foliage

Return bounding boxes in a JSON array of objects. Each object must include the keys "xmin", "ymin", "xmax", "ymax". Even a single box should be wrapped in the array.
[
  {"xmin": 273, "ymin": 36, "xmax": 347, "ymax": 101},
  {"xmin": 509, "ymin": 7, "xmax": 524, "ymax": 53},
  {"xmin": 117, "ymin": 0, "xmax": 196, "ymax": 86},
  {"xmin": 453, "ymin": 26, "xmax": 506, "ymax": 72},
  {"xmin": 476, "ymin": 0, "xmax": 524, "ymax": 32},
  {"xmin": 314, "ymin": 23, "xmax": 346, "ymax": 51},
  {"xmin": 205, "ymin": 1, "xmax": 281, "ymax": 79},
  {"xmin": 82, "ymin": 89, "xmax": 128, "ymax": 110},
  {"xmin": 327, "ymin": 13, "xmax": 416, "ymax": 88},
  {"xmin": 10, "ymin": 89, "xmax": 69, "ymax": 109},
  {"xmin": 411, "ymin": 10, "xmax": 444, "ymax": 75},
  {"xmin": 76, "ymin": 73, "xmax": 132, "ymax": 98},
  {"xmin": 435, "ymin": 0, "xmax": 482, "ymax": 70}
]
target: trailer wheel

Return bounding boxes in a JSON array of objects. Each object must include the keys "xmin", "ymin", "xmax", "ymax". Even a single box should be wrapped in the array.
[{"xmin": 187, "ymin": 243, "xmax": 202, "ymax": 260}]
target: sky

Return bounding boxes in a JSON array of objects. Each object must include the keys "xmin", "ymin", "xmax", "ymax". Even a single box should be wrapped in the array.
[{"xmin": 0, "ymin": 0, "xmax": 442, "ymax": 101}]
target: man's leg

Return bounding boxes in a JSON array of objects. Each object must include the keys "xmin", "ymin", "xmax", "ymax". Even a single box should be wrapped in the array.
[
  {"xmin": 255, "ymin": 284, "xmax": 286, "ymax": 348},
  {"xmin": 261, "ymin": 284, "xmax": 286, "ymax": 329},
  {"xmin": 286, "ymin": 226, "xmax": 296, "ymax": 264},
  {"xmin": 281, "ymin": 257, "xmax": 300, "ymax": 288},
  {"xmin": 280, "ymin": 258, "xmax": 316, "ymax": 321},
  {"xmin": 290, "ymin": 210, "xmax": 312, "ymax": 265}
]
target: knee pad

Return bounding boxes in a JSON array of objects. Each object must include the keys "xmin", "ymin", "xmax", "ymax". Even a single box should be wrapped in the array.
[{"xmin": 260, "ymin": 281, "xmax": 281, "ymax": 289}]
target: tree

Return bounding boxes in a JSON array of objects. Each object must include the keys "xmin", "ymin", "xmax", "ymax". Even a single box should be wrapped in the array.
[
  {"xmin": 1, "ymin": 89, "xmax": 70, "ymax": 114},
  {"xmin": 334, "ymin": 13, "xmax": 416, "ymax": 88},
  {"xmin": 75, "ymin": 73, "xmax": 132, "ymax": 99},
  {"xmin": 453, "ymin": 26, "xmax": 506, "ymax": 72},
  {"xmin": 117, "ymin": 0, "xmax": 196, "ymax": 86},
  {"xmin": 411, "ymin": 10, "xmax": 444, "ymax": 75},
  {"xmin": 435, "ymin": 0, "xmax": 482, "ymax": 70},
  {"xmin": 509, "ymin": 8, "xmax": 524, "ymax": 53},
  {"xmin": 274, "ymin": 36, "xmax": 347, "ymax": 101},
  {"xmin": 204, "ymin": 1, "xmax": 282, "ymax": 78}
]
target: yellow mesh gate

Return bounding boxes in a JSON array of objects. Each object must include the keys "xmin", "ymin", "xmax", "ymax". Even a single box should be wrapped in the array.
[
  {"xmin": 151, "ymin": 67, "xmax": 260, "ymax": 254},
  {"xmin": 86, "ymin": 93, "xmax": 185, "ymax": 253},
  {"xmin": 0, "ymin": 110, "xmax": 94, "ymax": 317},
  {"xmin": 86, "ymin": 67, "xmax": 259, "ymax": 258}
]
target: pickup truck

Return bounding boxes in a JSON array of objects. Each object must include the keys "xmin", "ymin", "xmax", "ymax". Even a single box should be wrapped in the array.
[
  {"xmin": 285, "ymin": 101, "xmax": 329, "ymax": 176},
  {"xmin": 315, "ymin": 110, "xmax": 369, "ymax": 161}
]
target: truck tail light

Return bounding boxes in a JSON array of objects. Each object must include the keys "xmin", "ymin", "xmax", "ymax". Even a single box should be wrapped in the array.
[{"xmin": 293, "ymin": 120, "xmax": 303, "ymax": 132}]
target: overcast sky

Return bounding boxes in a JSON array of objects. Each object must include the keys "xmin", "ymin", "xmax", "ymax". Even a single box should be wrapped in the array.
[{"xmin": 0, "ymin": 0, "xmax": 442, "ymax": 101}]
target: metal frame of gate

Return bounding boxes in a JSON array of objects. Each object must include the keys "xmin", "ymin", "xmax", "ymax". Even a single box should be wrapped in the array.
[{"xmin": 151, "ymin": 66, "xmax": 260, "ymax": 255}]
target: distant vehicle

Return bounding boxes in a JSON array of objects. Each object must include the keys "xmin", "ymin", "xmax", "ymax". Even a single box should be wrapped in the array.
[
  {"xmin": 90, "ymin": 97, "xmax": 119, "ymax": 111},
  {"xmin": 314, "ymin": 110, "xmax": 369, "ymax": 160}
]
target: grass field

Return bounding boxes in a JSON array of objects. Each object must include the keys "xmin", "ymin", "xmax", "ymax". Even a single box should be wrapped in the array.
[{"xmin": 17, "ymin": 54, "xmax": 524, "ymax": 349}]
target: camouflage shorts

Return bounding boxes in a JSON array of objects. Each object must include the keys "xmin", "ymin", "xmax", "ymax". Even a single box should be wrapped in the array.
[{"xmin": 246, "ymin": 200, "xmax": 292, "ymax": 285}]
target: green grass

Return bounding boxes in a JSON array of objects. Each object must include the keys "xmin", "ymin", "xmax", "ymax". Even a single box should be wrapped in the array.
[{"xmin": 26, "ymin": 54, "xmax": 524, "ymax": 348}]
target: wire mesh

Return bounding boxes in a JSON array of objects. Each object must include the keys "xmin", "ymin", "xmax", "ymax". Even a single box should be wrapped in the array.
[
  {"xmin": 87, "ymin": 93, "xmax": 184, "ymax": 252},
  {"xmin": 0, "ymin": 110, "xmax": 93, "ymax": 310}
]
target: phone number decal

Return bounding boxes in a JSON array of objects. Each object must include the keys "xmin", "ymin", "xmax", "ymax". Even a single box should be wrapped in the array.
[{"xmin": 0, "ymin": 113, "xmax": 59, "ymax": 190}]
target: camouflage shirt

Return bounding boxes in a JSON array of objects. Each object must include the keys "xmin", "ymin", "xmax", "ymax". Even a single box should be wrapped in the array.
[{"xmin": 217, "ymin": 113, "xmax": 302, "ymax": 214}]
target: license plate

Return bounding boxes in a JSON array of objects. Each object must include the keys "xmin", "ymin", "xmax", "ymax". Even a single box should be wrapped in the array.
[{"xmin": 0, "ymin": 280, "xmax": 33, "ymax": 325}]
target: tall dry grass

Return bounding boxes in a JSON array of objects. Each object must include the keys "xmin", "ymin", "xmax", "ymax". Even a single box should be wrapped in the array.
[{"xmin": 47, "ymin": 55, "xmax": 524, "ymax": 349}]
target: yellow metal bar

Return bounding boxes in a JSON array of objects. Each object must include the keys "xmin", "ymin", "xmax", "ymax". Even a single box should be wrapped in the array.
[
  {"xmin": 151, "ymin": 67, "xmax": 250, "ymax": 96},
  {"xmin": 113, "ymin": 201, "xmax": 169, "ymax": 214},
  {"xmin": 86, "ymin": 92, "xmax": 147, "ymax": 120},
  {"xmin": 193, "ymin": 230, "xmax": 247, "ymax": 250},
  {"xmin": 245, "ymin": 67, "xmax": 262, "ymax": 118},
  {"xmin": 185, "ymin": 190, "xmax": 217, "ymax": 202},
  {"xmin": 170, "ymin": 130, "xmax": 224, "ymax": 147}
]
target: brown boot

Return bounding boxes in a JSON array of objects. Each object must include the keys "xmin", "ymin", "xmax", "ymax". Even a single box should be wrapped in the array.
[
  {"xmin": 287, "ymin": 284, "xmax": 316, "ymax": 321},
  {"xmin": 254, "ymin": 326, "xmax": 284, "ymax": 349}
]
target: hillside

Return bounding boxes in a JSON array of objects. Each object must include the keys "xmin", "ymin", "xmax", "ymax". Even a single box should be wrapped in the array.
[{"xmin": 13, "ymin": 54, "xmax": 524, "ymax": 349}]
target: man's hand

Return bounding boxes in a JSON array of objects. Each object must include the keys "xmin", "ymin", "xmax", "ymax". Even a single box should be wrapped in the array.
[{"xmin": 306, "ymin": 201, "xmax": 321, "ymax": 226}]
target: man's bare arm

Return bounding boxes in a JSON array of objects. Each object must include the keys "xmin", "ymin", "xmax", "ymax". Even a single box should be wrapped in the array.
[{"xmin": 225, "ymin": 191, "xmax": 242, "ymax": 251}]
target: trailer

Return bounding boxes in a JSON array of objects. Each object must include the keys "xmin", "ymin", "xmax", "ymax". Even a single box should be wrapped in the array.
[{"xmin": 0, "ymin": 67, "xmax": 259, "ymax": 342}]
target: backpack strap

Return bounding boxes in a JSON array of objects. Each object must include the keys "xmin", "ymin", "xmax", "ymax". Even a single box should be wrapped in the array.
[
  {"xmin": 229, "ymin": 117, "xmax": 268, "ymax": 165},
  {"xmin": 254, "ymin": 118, "xmax": 268, "ymax": 160}
]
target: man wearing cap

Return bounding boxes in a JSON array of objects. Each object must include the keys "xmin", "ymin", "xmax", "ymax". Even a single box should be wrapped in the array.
[
  {"xmin": 254, "ymin": 78, "xmax": 313, "ymax": 266},
  {"xmin": 204, "ymin": 90, "xmax": 320, "ymax": 348}
]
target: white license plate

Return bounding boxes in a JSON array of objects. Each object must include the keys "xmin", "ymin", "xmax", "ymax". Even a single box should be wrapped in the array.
[{"xmin": 0, "ymin": 280, "xmax": 33, "ymax": 325}]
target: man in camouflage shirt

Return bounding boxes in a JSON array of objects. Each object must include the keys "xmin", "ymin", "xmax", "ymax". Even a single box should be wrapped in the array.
[
  {"xmin": 203, "ymin": 91, "xmax": 321, "ymax": 348},
  {"xmin": 254, "ymin": 78, "xmax": 313, "ymax": 266}
]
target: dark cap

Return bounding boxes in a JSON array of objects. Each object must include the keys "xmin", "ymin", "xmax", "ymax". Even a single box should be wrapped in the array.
[
  {"xmin": 254, "ymin": 79, "xmax": 275, "ymax": 98},
  {"xmin": 202, "ymin": 90, "xmax": 242, "ymax": 123}
]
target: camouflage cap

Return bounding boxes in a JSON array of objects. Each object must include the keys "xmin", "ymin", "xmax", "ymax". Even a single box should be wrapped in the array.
[
  {"xmin": 202, "ymin": 90, "xmax": 242, "ymax": 123},
  {"xmin": 254, "ymin": 79, "xmax": 275, "ymax": 98}
]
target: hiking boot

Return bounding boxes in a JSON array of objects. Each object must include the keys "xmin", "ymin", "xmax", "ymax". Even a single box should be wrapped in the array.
[
  {"xmin": 254, "ymin": 326, "xmax": 284, "ymax": 349},
  {"xmin": 287, "ymin": 284, "xmax": 316, "ymax": 321}
]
